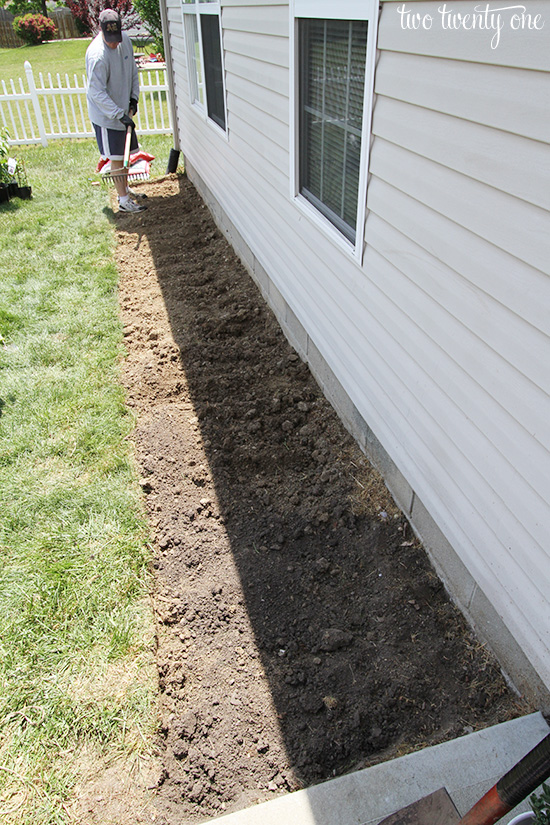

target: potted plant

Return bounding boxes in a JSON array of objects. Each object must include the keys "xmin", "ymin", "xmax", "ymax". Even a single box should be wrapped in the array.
[
  {"xmin": 15, "ymin": 160, "xmax": 32, "ymax": 200},
  {"xmin": 531, "ymin": 784, "xmax": 550, "ymax": 825},
  {"xmin": 508, "ymin": 784, "xmax": 550, "ymax": 825},
  {"xmin": 0, "ymin": 129, "xmax": 32, "ymax": 201},
  {"xmin": 7, "ymin": 158, "xmax": 18, "ymax": 198},
  {"xmin": 0, "ymin": 127, "xmax": 10, "ymax": 203}
]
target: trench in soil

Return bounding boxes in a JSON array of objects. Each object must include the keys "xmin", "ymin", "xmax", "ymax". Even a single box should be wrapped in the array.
[{"xmin": 114, "ymin": 175, "xmax": 529, "ymax": 825}]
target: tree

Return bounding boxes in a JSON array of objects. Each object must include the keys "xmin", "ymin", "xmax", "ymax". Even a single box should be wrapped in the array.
[
  {"xmin": 5, "ymin": 0, "xmax": 48, "ymax": 18},
  {"xmin": 64, "ymin": 0, "xmax": 140, "ymax": 37},
  {"xmin": 132, "ymin": 0, "xmax": 161, "ymax": 41}
]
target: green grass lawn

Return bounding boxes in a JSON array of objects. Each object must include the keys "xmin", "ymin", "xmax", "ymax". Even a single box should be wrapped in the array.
[
  {"xmin": 0, "ymin": 36, "xmax": 153, "ymax": 86},
  {"xmin": 0, "ymin": 40, "xmax": 91, "ymax": 86},
  {"xmin": 0, "ymin": 134, "xmax": 173, "ymax": 823}
]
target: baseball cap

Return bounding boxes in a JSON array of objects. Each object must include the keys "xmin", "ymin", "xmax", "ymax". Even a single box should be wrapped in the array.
[{"xmin": 99, "ymin": 9, "xmax": 122, "ymax": 44}]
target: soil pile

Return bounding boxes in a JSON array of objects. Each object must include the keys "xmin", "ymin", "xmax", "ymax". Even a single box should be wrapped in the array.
[{"xmin": 115, "ymin": 175, "xmax": 529, "ymax": 824}]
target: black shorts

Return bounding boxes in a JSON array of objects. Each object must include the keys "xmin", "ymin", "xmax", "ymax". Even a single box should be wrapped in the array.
[{"xmin": 93, "ymin": 123, "xmax": 138, "ymax": 161}]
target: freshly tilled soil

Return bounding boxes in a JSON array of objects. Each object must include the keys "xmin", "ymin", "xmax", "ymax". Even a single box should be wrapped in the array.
[{"xmin": 114, "ymin": 175, "xmax": 529, "ymax": 825}]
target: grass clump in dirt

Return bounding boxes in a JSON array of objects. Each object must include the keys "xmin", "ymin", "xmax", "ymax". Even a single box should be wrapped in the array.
[{"xmin": 0, "ymin": 136, "xmax": 172, "ymax": 824}]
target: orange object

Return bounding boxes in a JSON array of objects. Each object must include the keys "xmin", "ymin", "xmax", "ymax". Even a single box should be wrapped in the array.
[{"xmin": 458, "ymin": 785, "xmax": 512, "ymax": 825}]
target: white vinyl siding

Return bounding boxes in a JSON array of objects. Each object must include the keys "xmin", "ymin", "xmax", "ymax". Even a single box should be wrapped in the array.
[
  {"xmin": 163, "ymin": 0, "xmax": 550, "ymax": 691},
  {"xmin": 374, "ymin": 50, "xmax": 550, "ymax": 144},
  {"xmin": 363, "ymin": 13, "xmax": 550, "ymax": 685},
  {"xmin": 164, "ymin": 0, "xmax": 187, "ymax": 137},
  {"xmin": 377, "ymin": 0, "xmax": 548, "ymax": 72}
]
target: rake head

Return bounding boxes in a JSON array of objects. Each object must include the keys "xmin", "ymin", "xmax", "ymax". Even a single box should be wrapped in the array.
[
  {"xmin": 101, "ymin": 168, "xmax": 151, "ymax": 186},
  {"xmin": 96, "ymin": 150, "xmax": 154, "ymax": 186}
]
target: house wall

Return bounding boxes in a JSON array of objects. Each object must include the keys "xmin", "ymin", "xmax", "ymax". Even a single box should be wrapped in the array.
[{"xmin": 163, "ymin": 0, "xmax": 550, "ymax": 705}]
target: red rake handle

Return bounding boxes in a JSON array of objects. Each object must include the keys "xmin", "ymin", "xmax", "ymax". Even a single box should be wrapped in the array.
[
  {"xmin": 458, "ymin": 732, "xmax": 550, "ymax": 825},
  {"xmin": 123, "ymin": 124, "xmax": 132, "ymax": 169}
]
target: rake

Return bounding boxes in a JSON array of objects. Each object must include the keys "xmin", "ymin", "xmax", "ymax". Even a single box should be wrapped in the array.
[
  {"xmin": 99, "ymin": 124, "xmax": 152, "ymax": 185},
  {"xmin": 377, "ymin": 732, "xmax": 550, "ymax": 825}
]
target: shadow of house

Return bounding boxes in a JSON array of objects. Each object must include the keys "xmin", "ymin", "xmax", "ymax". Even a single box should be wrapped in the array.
[
  {"xmin": 156, "ymin": 0, "xmax": 550, "ymax": 709},
  {"xmin": 114, "ymin": 178, "xmax": 528, "ymax": 817}
]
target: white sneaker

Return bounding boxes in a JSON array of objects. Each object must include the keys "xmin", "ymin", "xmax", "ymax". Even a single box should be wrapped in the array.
[{"xmin": 118, "ymin": 198, "xmax": 147, "ymax": 213}]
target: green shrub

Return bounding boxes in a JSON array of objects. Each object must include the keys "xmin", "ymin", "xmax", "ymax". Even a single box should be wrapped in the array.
[{"xmin": 13, "ymin": 12, "xmax": 57, "ymax": 45}]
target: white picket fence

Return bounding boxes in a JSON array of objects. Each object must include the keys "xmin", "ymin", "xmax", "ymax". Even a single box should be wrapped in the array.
[{"xmin": 0, "ymin": 60, "xmax": 172, "ymax": 146}]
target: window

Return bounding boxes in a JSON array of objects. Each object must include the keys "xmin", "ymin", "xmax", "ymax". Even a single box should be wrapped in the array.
[
  {"xmin": 291, "ymin": 1, "xmax": 379, "ymax": 256},
  {"xmin": 182, "ymin": 0, "xmax": 226, "ymax": 132},
  {"xmin": 299, "ymin": 19, "xmax": 367, "ymax": 243}
]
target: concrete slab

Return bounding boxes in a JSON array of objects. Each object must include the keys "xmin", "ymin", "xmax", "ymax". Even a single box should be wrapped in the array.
[{"xmin": 205, "ymin": 713, "xmax": 549, "ymax": 825}]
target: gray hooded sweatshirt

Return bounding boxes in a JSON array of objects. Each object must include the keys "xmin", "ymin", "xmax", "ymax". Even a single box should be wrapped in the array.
[{"xmin": 86, "ymin": 31, "xmax": 139, "ymax": 130}]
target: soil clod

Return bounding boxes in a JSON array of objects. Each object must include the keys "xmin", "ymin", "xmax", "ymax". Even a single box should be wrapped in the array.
[{"xmin": 116, "ymin": 176, "xmax": 530, "ymax": 824}]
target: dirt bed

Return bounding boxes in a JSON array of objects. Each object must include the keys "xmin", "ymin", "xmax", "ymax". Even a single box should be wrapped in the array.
[{"xmin": 114, "ymin": 175, "xmax": 529, "ymax": 825}]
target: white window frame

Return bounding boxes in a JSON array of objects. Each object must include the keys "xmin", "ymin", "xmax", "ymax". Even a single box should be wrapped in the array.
[
  {"xmin": 181, "ymin": 0, "xmax": 228, "ymax": 137},
  {"xmin": 290, "ymin": 0, "xmax": 379, "ymax": 263}
]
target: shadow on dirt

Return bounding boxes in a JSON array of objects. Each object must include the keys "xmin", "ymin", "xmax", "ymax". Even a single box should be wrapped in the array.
[{"xmin": 114, "ymin": 174, "xmax": 528, "ymax": 823}]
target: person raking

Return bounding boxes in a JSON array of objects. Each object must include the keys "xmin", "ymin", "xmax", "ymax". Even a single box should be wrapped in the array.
[{"xmin": 86, "ymin": 9, "xmax": 147, "ymax": 213}]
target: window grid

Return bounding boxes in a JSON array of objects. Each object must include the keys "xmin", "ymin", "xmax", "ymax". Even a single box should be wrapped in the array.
[
  {"xmin": 299, "ymin": 18, "xmax": 368, "ymax": 244},
  {"xmin": 291, "ymin": 1, "xmax": 379, "ymax": 260}
]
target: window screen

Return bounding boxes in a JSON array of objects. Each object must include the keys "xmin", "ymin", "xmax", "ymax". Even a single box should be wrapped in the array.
[
  {"xmin": 298, "ymin": 19, "xmax": 368, "ymax": 243},
  {"xmin": 200, "ymin": 14, "xmax": 226, "ymax": 130}
]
